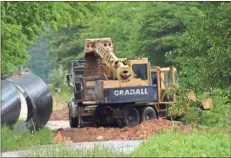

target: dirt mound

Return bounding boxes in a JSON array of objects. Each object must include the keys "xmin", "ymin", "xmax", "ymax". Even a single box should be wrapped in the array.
[
  {"xmin": 84, "ymin": 55, "xmax": 110, "ymax": 77},
  {"xmin": 50, "ymin": 108, "xmax": 193, "ymax": 143},
  {"xmin": 55, "ymin": 118, "xmax": 190, "ymax": 143},
  {"xmin": 49, "ymin": 108, "xmax": 69, "ymax": 121}
]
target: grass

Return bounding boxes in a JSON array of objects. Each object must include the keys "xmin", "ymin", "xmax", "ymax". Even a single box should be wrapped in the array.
[
  {"xmin": 49, "ymin": 83, "xmax": 72, "ymax": 112},
  {"xmin": 20, "ymin": 143, "xmax": 125, "ymax": 157},
  {"xmin": 19, "ymin": 128, "xmax": 230, "ymax": 157},
  {"xmin": 1, "ymin": 123, "xmax": 55, "ymax": 152},
  {"xmin": 53, "ymin": 105, "xmax": 64, "ymax": 111},
  {"xmin": 53, "ymin": 87, "xmax": 72, "ymax": 106},
  {"xmin": 130, "ymin": 129, "xmax": 230, "ymax": 157}
]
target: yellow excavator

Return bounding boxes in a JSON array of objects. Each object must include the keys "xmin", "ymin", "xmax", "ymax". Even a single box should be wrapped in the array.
[{"xmin": 66, "ymin": 38, "xmax": 212, "ymax": 128}]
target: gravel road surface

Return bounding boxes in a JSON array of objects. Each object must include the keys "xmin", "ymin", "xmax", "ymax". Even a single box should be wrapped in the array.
[
  {"xmin": 45, "ymin": 120, "xmax": 70, "ymax": 131},
  {"xmin": 1, "ymin": 140, "xmax": 142, "ymax": 157}
]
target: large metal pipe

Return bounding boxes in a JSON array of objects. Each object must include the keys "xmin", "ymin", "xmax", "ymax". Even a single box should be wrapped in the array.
[
  {"xmin": 1, "ymin": 80, "xmax": 21, "ymax": 126},
  {"xmin": 1, "ymin": 72, "xmax": 53, "ymax": 131}
]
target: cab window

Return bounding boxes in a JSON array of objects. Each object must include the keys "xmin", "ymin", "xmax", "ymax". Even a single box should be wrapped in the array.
[
  {"xmin": 164, "ymin": 72, "xmax": 173, "ymax": 87},
  {"xmin": 132, "ymin": 64, "xmax": 147, "ymax": 80},
  {"xmin": 151, "ymin": 72, "xmax": 157, "ymax": 85}
]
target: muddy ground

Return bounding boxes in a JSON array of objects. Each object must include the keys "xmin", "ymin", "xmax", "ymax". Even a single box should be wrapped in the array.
[
  {"xmin": 50, "ymin": 108, "xmax": 193, "ymax": 143},
  {"xmin": 56, "ymin": 119, "xmax": 192, "ymax": 143},
  {"xmin": 49, "ymin": 107, "xmax": 69, "ymax": 121}
]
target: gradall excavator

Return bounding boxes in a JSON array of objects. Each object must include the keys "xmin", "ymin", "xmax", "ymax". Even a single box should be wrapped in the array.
[{"xmin": 66, "ymin": 38, "xmax": 211, "ymax": 128}]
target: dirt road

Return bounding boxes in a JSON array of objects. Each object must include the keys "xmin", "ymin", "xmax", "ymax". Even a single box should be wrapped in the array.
[{"xmin": 49, "ymin": 107, "xmax": 69, "ymax": 121}]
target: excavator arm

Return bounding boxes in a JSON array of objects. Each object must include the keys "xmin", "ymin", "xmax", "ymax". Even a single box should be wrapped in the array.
[{"xmin": 84, "ymin": 38, "xmax": 135, "ymax": 80}]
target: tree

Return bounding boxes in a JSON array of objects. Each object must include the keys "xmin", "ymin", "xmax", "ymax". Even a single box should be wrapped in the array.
[
  {"xmin": 1, "ymin": 2, "xmax": 102, "ymax": 75},
  {"xmin": 1, "ymin": 2, "xmax": 52, "ymax": 75},
  {"xmin": 167, "ymin": 2, "xmax": 231, "ymax": 91},
  {"xmin": 44, "ymin": 2, "xmax": 104, "ymax": 72},
  {"xmin": 46, "ymin": 26, "xmax": 85, "ymax": 72},
  {"xmin": 27, "ymin": 35, "xmax": 54, "ymax": 79},
  {"xmin": 132, "ymin": 2, "xmax": 203, "ymax": 66},
  {"xmin": 79, "ymin": 2, "xmax": 203, "ymax": 67}
]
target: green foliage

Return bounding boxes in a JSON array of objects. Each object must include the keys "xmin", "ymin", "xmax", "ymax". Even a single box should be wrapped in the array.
[
  {"xmin": 1, "ymin": 22, "xmax": 30, "ymax": 75},
  {"xmin": 47, "ymin": 69, "xmax": 61, "ymax": 81},
  {"xmin": 133, "ymin": 2, "xmax": 202, "ymax": 66},
  {"xmin": 45, "ymin": 2, "xmax": 104, "ymax": 70},
  {"xmin": 167, "ymin": 2, "xmax": 231, "ymax": 90},
  {"xmin": 1, "ymin": 123, "xmax": 54, "ymax": 152},
  {"xmin": 46, "ymin": 26, "xmax": 84, "ymax": 71},
  {"xmin": 1, "ymin": 2, "xmax": 102, "ymax": 75},
  {"xmin": 79, "ymin": 2, "xmax": 144, "ymax": 58},
  {"xmin": 48, "ymin": 71, "xmax": 73, "ymax": 105},
  {"xmin": 131, "ymin": 129, "xmax": 230, "ymax": 157},
  {"xmin": 79, "ymin": 2, "xmax": 202, "ymax": 66},
  {"xmin": 20, "ymin": 129, "xmax": 230, "ymax": 157},
  {"xmin": 1, "ymin": 2, "xmax": 51, "ymax": 75},
  {"xmin": 27, "ymin": 35, "xmax": 54, "ymax": 79},
  {"xmin": 54, "ymin": 83, "xmax": 73, "ymax": 105},
  {"xmin": 164, "ymin": 2, "xmax": 231, "ymax": 128},
  {"xmin": 184, "ymin": 88, "xmax": 231, "ymax": 129}
]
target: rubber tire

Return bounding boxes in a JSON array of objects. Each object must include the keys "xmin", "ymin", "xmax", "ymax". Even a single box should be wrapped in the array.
[
  {"xmin": 140, "ymin": 106, "xmax": 157, "ymax": 122},
  {"xmin": 69, "ymin": 107, "xmax": 78, "ymax": 128},
  {"xmin": 124, "ymin": 107, "xmax": 140, "ymax": 127},
  {"xmin": 93, "ymin": 108, "xmax": 105, "ymax": 127},
  {"xmin": 116, "ymin": 118, "xmax": 125, "ymax": 128}
]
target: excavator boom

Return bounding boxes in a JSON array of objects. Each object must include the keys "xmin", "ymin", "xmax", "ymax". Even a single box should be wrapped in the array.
[
  {"xmin": 65, "ymin": 37, "xmax": 212, "ymax": 129},
  {"xmin": 84, "ymin": 38, "xmax": 134, "ymax": 80}
]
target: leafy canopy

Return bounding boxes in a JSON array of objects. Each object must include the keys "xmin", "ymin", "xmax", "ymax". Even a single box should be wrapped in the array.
[{"xmin": 1, "ymin": 2, "xmax": 102, "ymax": 75}]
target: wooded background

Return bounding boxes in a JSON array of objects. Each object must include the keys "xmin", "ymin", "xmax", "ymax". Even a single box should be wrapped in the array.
[{"xmin": 1, "ymin": 2, "xmax": 231, "ymax": 92}]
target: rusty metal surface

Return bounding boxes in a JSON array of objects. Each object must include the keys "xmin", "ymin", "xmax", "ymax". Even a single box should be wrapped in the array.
[
  {"xmin": 7, "ymin": 72, "xmax": 53, "ymax": 131},
  {"xmin": 1, "ymin": 80, "xmax": 21, "ymax": 126}
]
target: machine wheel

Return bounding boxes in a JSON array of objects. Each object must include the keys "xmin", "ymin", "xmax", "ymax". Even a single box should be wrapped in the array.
[
  {"xmin": 140, "ymin": 106, "xmax": 157, "ymax": 122},
  {"xmin": 124, "ymin": 107, "xmax": 140, "ymax": 127},
  {"xmin": 93, "ymin": 107, "xmax": 105, "ymax": 127},
  {"xmin": 116, "ymin": 118, "xmax": 125, "ymax": 128},
  {"xmin": 69, "ymin": 107, "xmax": 78, "ymax": 128}
]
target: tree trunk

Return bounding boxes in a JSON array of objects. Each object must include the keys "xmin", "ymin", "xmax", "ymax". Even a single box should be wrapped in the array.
[
  {"xmin": 59, "ymin": 63, "xmax": 62, "ymax": 77},
  {"xmin": 18, "ymin": 65, "xmax": 24, "ymax": 72}
]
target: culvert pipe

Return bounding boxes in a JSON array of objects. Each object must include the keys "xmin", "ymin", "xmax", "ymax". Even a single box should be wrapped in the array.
[
  {"xmin": 1, "ymin": 80, "xmax": 21, "ymax": 126},
  {"xmin": 1, "ymin": 72, "xmax": 53, "ymax": 131}
]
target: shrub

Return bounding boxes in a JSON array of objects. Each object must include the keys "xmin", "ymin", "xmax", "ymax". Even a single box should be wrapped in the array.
[{"xmin": 184, "ymin": 88, "xmax": 230, "ymax": 128}]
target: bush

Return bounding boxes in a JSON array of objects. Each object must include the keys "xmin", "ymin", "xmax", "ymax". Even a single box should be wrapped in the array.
[{"xmin": 184, "ymin": 88, "xmax": 230, "ymax": 128}]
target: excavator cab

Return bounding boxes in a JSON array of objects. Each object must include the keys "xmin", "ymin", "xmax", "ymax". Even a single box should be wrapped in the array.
[
  {"xmin": 126, "ymin": 58, "xmax": 151, "ymax": 86},
  {"xmin": 151, "ymin": 66, "xmax": 177, "ymax": 104}
]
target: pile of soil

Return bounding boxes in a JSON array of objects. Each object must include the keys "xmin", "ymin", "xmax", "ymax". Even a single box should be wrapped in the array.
[
  {"xmin": 56, "ymin": 118, "xmax": 193, "ymax": 143},
  {"xmin": 84, "ymin": 55, "xmax": 110, "ymax": 77},
  {"xmin": 49, "ymin": 107, "xmax": 69, "ymax": 121},
  {"xmin": 8, "ymin": 72, "xmax": 23, "ymax": 80}
]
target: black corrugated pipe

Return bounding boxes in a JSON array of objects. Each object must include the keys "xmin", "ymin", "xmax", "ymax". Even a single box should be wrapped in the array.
[{"xmin": 1, "ymin": 72, "xmax": 53, "ymax": 132}]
